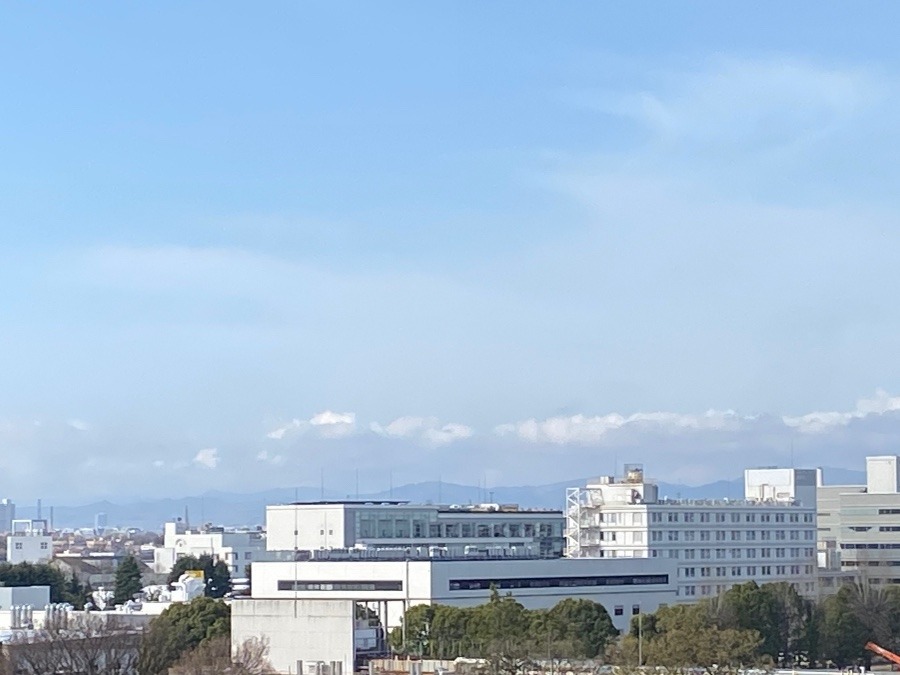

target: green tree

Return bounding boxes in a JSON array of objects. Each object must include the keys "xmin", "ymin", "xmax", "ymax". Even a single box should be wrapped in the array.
[
  {"xmin": 542, "ymin": 598, "xmax": 617, "ymax": 658},
  {"xmin": 62, "ymin": 571, "xmax": 86, "ymax": 609},
  {"xmin": 0, "ymin": 562, "xmax": 69, "ymax": 603},
  {"xmin": 137, "ymin": 596, "xmax": 231, "ymax": 675},
  {"xmin": 167, "ymin": 554, "xmax": 232, "ymax": 599},
  {"xmin": 817, "ymin": 585, "xmax": 875, "ymax": 667},
  {"xmin": 113, "ymin": 555, "xmax": 143, "ymax": 605}
]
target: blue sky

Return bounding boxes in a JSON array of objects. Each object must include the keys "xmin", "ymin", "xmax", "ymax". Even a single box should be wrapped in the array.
[{"xmin": 2, "ymin": 3, "xmax": 900, "ymax": 502}]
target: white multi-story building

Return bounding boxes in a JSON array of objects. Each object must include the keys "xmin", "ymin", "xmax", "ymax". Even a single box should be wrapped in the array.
[
  {"xmin": 6, "ymin": 519, "xmax": 53, "ymax": 564},
  {"xmin": 153, "ymin": 522, "xmax": 277, "ymax": 576},
  {"xmin": 266, "ymin": 501, "xmax": 565, "ymax": 558},
  {"xmin": 817, "ymin": 455, "xmax": 900, "ymax": 587},
  {"xmin": 566, "ymin": 465, "xmax": 818, "ymax": 599}
]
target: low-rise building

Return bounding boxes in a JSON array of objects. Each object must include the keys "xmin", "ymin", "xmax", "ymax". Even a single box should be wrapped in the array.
[
  {"xmin": 153, "ymin": 521, "xmax": 275, "ymax": 576},
  {"xmin": 6, "ymin": 519, "xmax": 53, "ymax": 564}
]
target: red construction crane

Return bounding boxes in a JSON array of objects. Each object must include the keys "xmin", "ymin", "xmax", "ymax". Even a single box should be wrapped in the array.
[{"xmin": 865, "ymin": 642, "xmax": 900, "ymax": 666}]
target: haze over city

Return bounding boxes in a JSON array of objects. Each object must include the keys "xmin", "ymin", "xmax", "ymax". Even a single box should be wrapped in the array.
[{"xmin": 3, "ymin": 3, "xmax": 900, "ymax": 503}]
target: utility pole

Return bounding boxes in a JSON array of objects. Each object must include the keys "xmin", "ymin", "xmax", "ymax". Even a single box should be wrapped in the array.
[{"xmin": 638, "ymin": 609, "xmax": 643, "ymax": 667}]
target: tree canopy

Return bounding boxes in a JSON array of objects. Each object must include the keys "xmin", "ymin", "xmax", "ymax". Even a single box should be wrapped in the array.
[
  {"xmin": 167, "ymin": 554, "xmax": 232, "ymax": 599},
  {"xmin": 0, "ymin": 562, "xmax": 84, "ymax": 605},
  {"xmin": 113, "ymin": 555, "xmax": 144, "ymax": 605},
  {"xmin": 137, "ymin": 596, "xmax": 231, "ymax": 675}
]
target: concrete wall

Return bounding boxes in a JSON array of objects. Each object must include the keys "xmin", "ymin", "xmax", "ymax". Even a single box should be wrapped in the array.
[
  {"xmin": 0, "ymin": 586, "xmax": 50, "ymax": 611},
  {"xmin": 867, "ymin": 456, "xmax": 900, "ymax": 494},
  {"xmin": 231, "ymin": 598, "xmax": 355, "ymax": 675},
  {"xmin": 267, "ymin": 506, "xmax": 349, "ymax": 552}
]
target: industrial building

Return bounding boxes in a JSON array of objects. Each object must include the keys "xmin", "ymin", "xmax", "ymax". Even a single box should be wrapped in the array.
[
  {"xmin": 817, "ymin": 455, "xmax": 900, "ymax": 586},
  {"xmin": 265, "ymin": 501, "xmax": 565, "ymax": 558},
  {"xmin": 565, "ymin": 465, "xmax": 819, "ymax": 598}
]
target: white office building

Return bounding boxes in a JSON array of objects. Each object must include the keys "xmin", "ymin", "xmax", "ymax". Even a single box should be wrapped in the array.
[
  {"xmin": 266, "ymin": 501, "xmax": 565, "ymax": 558},
  {"xmin": 817, "ymin": 455, "xmax": 900, "ymax": 586},
  {"xmin": 6, "ymin": 519, "xmax": 53, "ymax": 564},
  {"xmin": 235, "ymin": 553, "xmax": 676, "ymax": 674},
  {"xmin": 565, "ymin": 465, "xmax": 818, "ymax": 599},
  {"xmin": 153, "ymin": 522, "xmax": 277, "ymax": 576}
]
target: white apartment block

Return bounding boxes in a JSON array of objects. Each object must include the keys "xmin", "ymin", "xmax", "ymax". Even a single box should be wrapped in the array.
[
  {"xmin": 153, "ymin": 522, "xmax": 276, "ymax": 576},
  {"xmin": 6, "ymin": 519, "xmax": 53, "ymax": 564},
  {"xmin": 566, "ymin": 466, "xmax": 818, "ymax": 599},
  {"xmin": 817, "ymin": 455, "xmax": 900, "ymax": 587},
  {"xmin": 265, "ymin": 501, "xmax": 565, "ymax": 558}
]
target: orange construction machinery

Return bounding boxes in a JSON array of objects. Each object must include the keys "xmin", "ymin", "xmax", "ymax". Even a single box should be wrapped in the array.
[{"xmin": 865, "ymin": 642, "xmax": 900, "ymax": 666}]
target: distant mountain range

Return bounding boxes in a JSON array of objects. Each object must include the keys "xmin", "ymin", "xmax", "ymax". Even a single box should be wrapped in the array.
[{"xmin": 16, "ymin": 466, "xmax": 866, "ymax": 531}]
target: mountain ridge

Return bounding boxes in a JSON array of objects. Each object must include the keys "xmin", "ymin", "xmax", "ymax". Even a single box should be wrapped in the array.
[{"xmin": 16, "ymin": 466, "xmax": 865, "ymax": 531}]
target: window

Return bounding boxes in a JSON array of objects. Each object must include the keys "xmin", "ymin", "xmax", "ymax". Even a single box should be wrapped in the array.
[
  {"xmin": 776, "ymin": 548, "xmax": 786, "ymax": 558},
  {"xmin": 715, "ymin": 514, "xmax": 726, "ymax": 523},
  {"xmin": 701, "ymin": 567, "xmax": 711, "ymax": 577},
  {"xmin": 775, "ymin": 514, "xmax": 785, "ymax": 523},
  {"xmin": 747, "ymin": 549, "xmax": 757, "ymax": 558},
  {"xmin": 14, "ymin": 543, "xmax": 21, "ymax": 550},
  {"xmin": 730, "ymin": 531, "xmax": 741, "ymax": 541},
  {"xmin": 651, "ymin": 531, "xmax": 662, "ymax": 542},
  {"xmin": 651, "ymin": 513, "xmax": 663, "ymax": 523},
  {"xmin": 667, "ymin": 513, "xmax": 679, "ymax": 523},
  {"xmin": 684, "ymin": 549, "xmax": 696, "ymax": 559},
  {"xmin": 40, "ymin": 542, "xmax": 48, "ymax": 550},
  {"xmin": 716, "ymin": 531, "xmax": 726, "ymax": 541},
  {"xmin": 278, "ymin": 580, "xmax": 403, "ymax": 591},
  {"xmin": 448, "ymin": 573, "xmax": 670, "ymax": 591},
  {"xmin": 614, "ymin": 606, "xmax": 624, "ymax": 616},
  {"xmin": 731, "ymin": 566, "xmax": 742, "ymax": 576},
  {"xmin": 761, "ymin": 548, "xmax": 771, "ymax": 557},
  {"xmin": 667, "ymin": 531, "xmax": 679, "ymax": 542},
  {"xmin": 746, "ymin": 514, "xmax": 756, "ymax": 523},
  {"xmin": 245, "ymin": 552, "xmax": 253, "ymax": 559},
  {"xmin": 667, "ymin": 550, "xmax": 680, "ymax": 559},
  {"xmin": 716, "ymin": 567, "xmax": 727, "ymax": 576},
  {"xmin": 684, "ymin": 531, "xmax": 696, "ymax": 541},
  {"xmin": 747, "ymin": 566, "xmax": 757, "ymax": 575},
  {"xmin": 700, "ymin": 513, "xmax": 710, "ymax": 523},
  {"xmin": 761, "ymin": 514, "xmax": 771, "ymax": 522},
  {"xmin": 790, "ymin": 531, "xmax": 800, "ymax": 540},
  {"xmin": 790, "ymin": 514, "xmax": 799, "ymax": 523},
  {"xmin": 746, "ymin": 531, "xmax": 757, "ymax": 541},
  {"xmin": 684, "ymin": 513, "xmax": 695, "ymax": 523},
  {"xmin": 775, "ymin": 531, "xmax": 786, "ymax": 540},
  {"xmin": 761, "ymin": 531, "xmax": 771, "ymax": 540},
  {"xmin": 879, "ymin": 508, "xmax": 900, "ymax": 515},
  {"xmin": 632, "ymin": 604, "xmax": 641, "ymax": 615},
  {"xmin": 683, "ymin": 567, "xmax": 696, "ymax": 577},
  {"xmin": 701, "ymin": 549, "xmax": 711, "ymax": 559},
  {"xmin": 731, "ymin": 513, "xmax": 741, "ymax": 523},
  {"xmin": 731, "ymin": 548, "xmax": 742, "ymax": 559},
  {"xmin": 700, "ymin": 531, "xmax": 710, "ymax": 541}
]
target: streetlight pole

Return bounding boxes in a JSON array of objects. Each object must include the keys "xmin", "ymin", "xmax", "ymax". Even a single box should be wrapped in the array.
[{"xmin": 638, "ymin": 609, "xmax": 643, "ymax": 668}]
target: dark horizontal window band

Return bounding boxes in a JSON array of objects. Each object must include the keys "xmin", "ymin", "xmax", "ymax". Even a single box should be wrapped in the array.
[
  {"xmin": 278, "ymin": 580, "xmax": 403, "ymax": 591},
  {"xmin": 448, "ymin": 574, "xmax": 669, "ymax": 591}
]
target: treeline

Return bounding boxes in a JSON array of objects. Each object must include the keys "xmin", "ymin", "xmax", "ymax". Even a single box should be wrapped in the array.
[
  {"xmin": 392, "ymin": 590, "xmax": 619, "ymax": 662},
  {"xmin": 0, "ymin": 562, "xmax": 91, "ymax": 608},
  {"xmin": 619, "ymin": 581, "xmax": 900, "ymax": 669}
]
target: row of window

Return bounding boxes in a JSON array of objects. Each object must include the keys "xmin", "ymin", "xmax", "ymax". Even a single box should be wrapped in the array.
[
  {"xmin": 643, "ymin": 547, "xmax": 815, "ymax": 560},
  {"xmin": 277, "ymin": 580, "xmax": 404, "ymax": 592},
  {"xmin": 682, "ymin": 580, "xmax": 817, "ymax": 597},
  {"xmin": 358, "ymin": 520, "xmax": 559, "ymax": 540},
  {"xmin": 846, "ymin": 525, "xmax": 900, "ymax": 533},
  {"xmin": 647, "ymin": 529, "xmax": 813, "ymax": 542},
  {"xmin": 650, "ymin": 512, "xmax": 813, "ymax": 524},
  {"xmin": 448, "ymin": 574, "xmax": 669, "ymax": 591},
  {"xmin": 680, "ymin": 564, "xmax": 812, "ymax": 578},
  {"xmin": 842, "ymin": 543, "xmax": 900, "ymax": 549}
]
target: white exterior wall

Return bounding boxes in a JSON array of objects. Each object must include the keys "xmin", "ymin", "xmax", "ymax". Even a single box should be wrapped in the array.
[
  {"xmin": 250, "ymin": 556, "xmax": 676, "ymax": 633},
  {"xmin": 6, "ymin": 534, "xmax": 53, "ymax": 564},
  {"xmin": 0, "ymin": 586, "xmax": 50, "ymax": 610},
  {"xmin": 567, "ymin": 471, "xmax": 818, "ymax": 600},
  {"xmin": 267, "ymin": 505, "xmax": 350, "ymax": 552},
  {"xmin": 744, "ymin": 468, "xmax": 819, "ymax": 508},
  {"xmin": 232, "ymin": 598, "xmax": 355, "ymax": 675},
  {"xmin": 154, "ymin": 523, "xmax": 273, "ymax": 575},
  {"xmin": 867, "ymin": 456, "xmax": 900, "ymax": 494},
  {"xmin": 266, "ymin": 503, "xmax": 564, "ymax": 557}
]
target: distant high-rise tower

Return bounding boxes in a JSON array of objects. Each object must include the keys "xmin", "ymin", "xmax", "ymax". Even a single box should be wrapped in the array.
[
  {"xmin": 94, "ymin": 512, "xmax": 108, "ymax": 536},
  {"xmin": 0, "ymin": 500, "xmax": 15, "ymax": 534}
]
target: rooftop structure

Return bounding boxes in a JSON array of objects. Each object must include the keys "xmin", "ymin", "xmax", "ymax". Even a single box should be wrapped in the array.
[
  {"xmin": 6, "ymin": 519, "xmax": 53, "ymax": 564},
  {"xmin": 566, "ymin": 465, "xmax": 818, "ymax": 599}
]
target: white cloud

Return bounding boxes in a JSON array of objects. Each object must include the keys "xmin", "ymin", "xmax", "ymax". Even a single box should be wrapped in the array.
[
  {"xmin": 266, "ymin": 410, "xmax": 357, "ymax": 440},
  {"xmin": 495, "ymin": 409, "xmax": 746, "ymax": 445},
  {"xmin": 67, "ymin": 419, "xmax": 90, "ymax": 432},
  {"xmin": 783, "ymin": 389, "xmax": 900, "ymax": 433},
  {"xmin": 256, "ymin": 450, "xmax": 284, "ymax": 465},
  {"xmin": 371, "ymin": 416, "xmax": 474, "ymax": 447},
  {"xmin": 193, "ymin": 448, "xmax": 219, "ymax": 469}
]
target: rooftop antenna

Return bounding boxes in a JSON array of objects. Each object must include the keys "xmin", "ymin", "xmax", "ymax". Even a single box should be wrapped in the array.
[
  {"xmin": 355, "ymin": 469, "xmax": 360, "ymax": 499},
  {"xmin": 36, "ymin": 499, "xmax": 42, "ymax": 521},
  {"xmin": 184, "ymin": 505, "xmax": 190, "ymax": 529}
]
